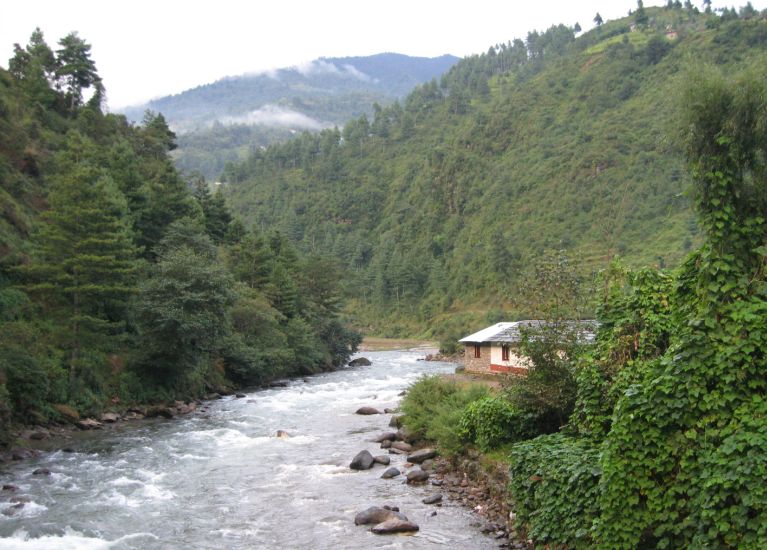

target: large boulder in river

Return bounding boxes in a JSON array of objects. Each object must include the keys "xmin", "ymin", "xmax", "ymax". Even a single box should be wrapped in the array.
[
  {"xmin": 407, "ymin": 448, "xmax": 437, "ymax": 464},
  {"xmin": 371, "ymin": 518, "xmax": 420, "ymax": 534},
  {"xmin": 354, "ymin": 506, "xmax": 407, "ymax": 525},
  {"xmin": 348, "ymin": 357, "xmax": 372, "ymax": 367},
  {"xmin": 356, "ymin": 406, "xmax": 382, "ymax": 415},
  {"xmin": 350, "ymin": 450, "xmax": 375, "ymax": 470}
]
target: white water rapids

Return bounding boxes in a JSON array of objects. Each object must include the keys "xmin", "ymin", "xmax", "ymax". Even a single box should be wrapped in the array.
[{"xmin": 0, "ymin": 350, "xmax": 496, "ymax": 549}]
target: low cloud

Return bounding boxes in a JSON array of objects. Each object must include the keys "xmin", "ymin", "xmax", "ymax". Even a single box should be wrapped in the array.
[
  {"xmin": 294, "ymin": 59, "xmax": 376, "ymax": 82},
  {"xmin": 217, "ymin": 104, "xmax": 329, "ymax": 130}
]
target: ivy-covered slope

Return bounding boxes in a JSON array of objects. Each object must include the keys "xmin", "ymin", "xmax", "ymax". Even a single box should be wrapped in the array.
[{"xmin": 222, "ymin": 8, "xmax": 767, "ymax": 332}]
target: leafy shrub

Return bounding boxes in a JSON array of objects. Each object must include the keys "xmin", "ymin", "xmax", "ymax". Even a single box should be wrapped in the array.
[
  {"xmin": 459, "ymin": 396, "xmax": 537, "ymax": 451},
  {"xmin": 401, "ymin": 375, "xmax": 488, "ymax": 457},
  {"xmin": 508, "ymin": 434, "xmax": 601, "ymax": 548}
]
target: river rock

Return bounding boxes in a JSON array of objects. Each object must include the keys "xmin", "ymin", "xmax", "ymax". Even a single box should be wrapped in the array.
[
  {"xmin": 381, "ymin": 467, "xmax": 401, "ymax": 479},
  {"xmin": 350, "ymin": 450, "xmax": 375, "ymax": 470},
  {"xmin": 145, "ymin": 406, "xmax": 174, "ymax": 419},
  {"xmin": 11, "ymin": 448, "xmax": 39, "ymax": 460},
  {"xmin": 388, "ymin": 448, "xmax": 407, "ymax": 455},
  {"xmin": 421, "ymin": 459, "xmax": 434, "ymax": 471},
  {"xmin": 275, "ymin": 430, "xmax": 290, "ymax": 438},
  {"xmin": 268, "ymin": 381, "xmax": 288, "ymax": 388},
  {"xmin": 9, "ymin": 496, "xmax": 31, "ymax": 504},
  {"xmin": 380, "ymin": 440, "xmax": 392, "ymax": 449},
  {"xmin": 100, "ymin": 412, "xmax": 120, "ymax": 423},
  {"xmin": 371, "ymin": 518, "xmax": 420, "ymax": 534},
  {"xmin": 407, "ymin": 448, "xmax": 437, "ymax": 464},
  {"xmin": 383, "ymin": 504, "xmax": 400, "ymax": 512},
  {"xmin": 390, "ymin": 441, "xmax": 413, "ymax": 453},
  {"xmin": 176, "ymin": 402, "xmax": 197, "ymax": 415},
  {"xmin": 383, "ymin": 408, "xmax": 396, "ymax": 414},
  {"xmin": 355, "ymin": 406, "xmax": 382, "ymax": 415},
  {"xmin": 373, "ymin": 432, "xmax": 397, "ymax": 443},
  {"xmin": 76, "ymin": 418, "xmax": 103, "ymax": 430},
  {"xmin": 373, "ymin": 455, "xmax": 390, "ymax": 466},
  {"xmin": 406, "ymin": 468, "xmax": 430, "ymax": 484},
  {"xmin": 235, "ymin": 393, "xmax": 246, "ymax": 398},
  {"xmin": 348, "ymin": 357, "xmax": 372, "ymax": 367},
  {"xmin": 204, "ymin": 393, "xmax": 223, "ymax": 400},
  {"xmin": 2, "ymin": 484, "xmax": 18, "ymax": 492},
  {"xmin": 388, "ymin": 415, "xmax": 403, "ymax": 428},
  {"xmin": 354, "ymin": 506, "xmax": 407, "ymax": 525},
  {"xmin": 423, "ymin": 494, "xmax": 443, "ymax": 505},
  {"xmin": 32, "ymin": 468, "xmax": 51, "ymax": 476}
]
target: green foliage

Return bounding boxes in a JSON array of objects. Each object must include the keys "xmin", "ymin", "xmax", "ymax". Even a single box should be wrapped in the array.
[
  {"xmin": 0, "ymin": 33, "xmax": 362, "ymax": 435},
  {"xmin": 508, "ymin": 434, "xmax": 601, "ymax": 548},
  {"xmin": 595, "ymin": 67, "xmax": 767, "ymax": 549},
  {"xmin": 400, "ymin": 375, "xmax": 489, "ymax": 457},
  {"xmin": 459, "ymin": 396, "xmax": 537, "ymax": 451},
  {"xmin": 134, "ymin": 220, "xmax": 235, "ymax": 380}
]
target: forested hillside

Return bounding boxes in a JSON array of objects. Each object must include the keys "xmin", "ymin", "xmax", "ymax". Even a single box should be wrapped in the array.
[
  {"xmin": 0, "ymin": 29, "xmax": 360, "ymax": 444},
  {"xmin": 121, "ymin": 53, "xmax": 459, "ymax": 181},
  {"xmin": 222, "ymin": 5, "xmax": 767, "ymax": 337}
]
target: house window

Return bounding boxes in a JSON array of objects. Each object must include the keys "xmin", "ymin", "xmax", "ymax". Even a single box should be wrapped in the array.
[
  {"xmin": 502, "ymin": 345, "xmax": 510, "ymax": 362},
  {"xmin": 474, "ymin": 344, "xmax": 481, "ymax": 358}
]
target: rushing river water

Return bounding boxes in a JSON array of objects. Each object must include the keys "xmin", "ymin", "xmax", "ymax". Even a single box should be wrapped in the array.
[{"xmin": 0, "ymin": 350, "xmax": 496, "ymax": 549}]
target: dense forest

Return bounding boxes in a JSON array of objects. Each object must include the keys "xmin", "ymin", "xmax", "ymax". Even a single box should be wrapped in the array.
[
  {"xmin": 0, "ymin": 30, "xmax": 360, "ymax": 445},
  {"xmin": 222, "ymin": 4, "xmax": 767, "ymax": 343}
]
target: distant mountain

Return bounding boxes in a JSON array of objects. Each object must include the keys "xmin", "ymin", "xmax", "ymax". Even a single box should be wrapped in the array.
[{"xmin": 120, "ymin": 53, "xmax": 459, "ymax": 179}]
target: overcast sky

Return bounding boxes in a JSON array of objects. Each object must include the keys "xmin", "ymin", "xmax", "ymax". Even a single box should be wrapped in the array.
[{"xmin": 2, "ymin": 1, "xmax": 763, "ymax": 109}]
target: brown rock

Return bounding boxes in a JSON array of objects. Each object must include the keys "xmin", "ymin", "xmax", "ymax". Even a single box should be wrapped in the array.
[
  {"xmin": 355, "ymin": 406, "xmax": 382, "ymax": 415},
  {"xmin": 100, "ymin": 412, "xmax": 120, "ymax": 423},
  {"xmin": 407, "ymin": 448, "xmax": 437, "ymax": 464},
  {"xmin": 371, "ymin": 518, "xmax": 420, "ymax": 534},
  {"xmin": 373, "ymin": 455, "xmax": 390, "ymax": 466},
  {"xmin": 406, "ymin": 469, "xmax": 430, "ymax": 484},
  {"xmin": 75, "ymin": 418, "xmax": 103, "ymax": 430},
  {"xmin": 390, "ymin": 441, "xmax": 413, "ymax": 453}
]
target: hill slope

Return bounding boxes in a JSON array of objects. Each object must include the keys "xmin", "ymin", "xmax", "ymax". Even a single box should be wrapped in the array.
[
  {"xmin": 221, "ymin": 8, "xmax": 767, "ymax": 335},
  {"xmin": 120, "ymin": 53, "xmax": 459, "ymax": 180}
]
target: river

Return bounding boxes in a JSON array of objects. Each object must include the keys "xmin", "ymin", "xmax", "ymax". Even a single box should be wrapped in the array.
[{"xmin": 0, "ymin": 350, "xmax": 496, "ymax": 549}]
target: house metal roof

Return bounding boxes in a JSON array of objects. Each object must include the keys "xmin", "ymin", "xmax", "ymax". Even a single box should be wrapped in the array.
[{"xmin": 460, "ymin": 320, "xmax": 597, "ymax": 344}]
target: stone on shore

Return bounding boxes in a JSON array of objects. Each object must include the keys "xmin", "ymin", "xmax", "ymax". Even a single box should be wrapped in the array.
[
  {"xmin": 388, "ymin": 415, "xmax": 403, "ymax": 428},
  {"xmin": 380, "ymin": 440, "xmax": 392, "ymax": 449},
  {"xmin": 381, "ymin": 467, "xmax": 401, "ymax": 479},
  {"xmin": 350, "ymin": 450, "xmax": 375, "ymax": 470},
  {"xmin": 390, "ymin": 441, "xmax": 413, "ymax": 453},
  {"xmin": 348, "ymin": 357, "xmax": 372, "ymax": 367},
  {"xmin": 75, "ymin": 418, "xmax": 103, "ymax": 430},
  {"xmin": 354, "ymin": 506, "xmax": 407, "ymax": 525},
  {"xmin": 373, "ymin": 455, "xmax": 390, "ymax": 466},
  {"xmin": 407, "ymin": 448, "xmax": 437, "ymax": 464},
  {"xmin": 423, "ymin": 494, "xmax": 443, "ymax": 505},
  {"xmin": 100, "ymin": 412, "xmax": 120, "ymax": 423},
  {"xmin": 371, "ymin": 518, "xmax": 420, "ymax": 534},
  {"xmin": 406, "ymin": 468, "xmax": 430, "ymax": 484},
  {"xmin": 355, "ymin": 406, "xmax": 382, "ymax": 415},
  {"xmin": 373, "ymin": 432, "xmax": 397, "ymax": 443}
]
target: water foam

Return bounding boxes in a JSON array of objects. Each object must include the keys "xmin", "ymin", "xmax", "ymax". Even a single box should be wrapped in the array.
[{"xmin": 2, "ymin": 528, "xmax": 157, "ymax": 550}]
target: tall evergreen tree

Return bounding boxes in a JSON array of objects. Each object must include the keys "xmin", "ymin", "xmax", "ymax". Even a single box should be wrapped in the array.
[{"xmin": 24, "ymin": 132, "xmax": 136, "ymax": 383}]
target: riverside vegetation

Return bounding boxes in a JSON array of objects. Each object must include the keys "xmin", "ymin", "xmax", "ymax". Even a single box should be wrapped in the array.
[
  {"xmin": 0, "ymin": 29, "xmax": 361, "ymax": 446},
  {"xmin": 400, "ymin": 63, "xmax": 767, "ymax": 547},
  {"xmin": 222, "ymin": 4, "xmax": 767, "ymax": 346}
]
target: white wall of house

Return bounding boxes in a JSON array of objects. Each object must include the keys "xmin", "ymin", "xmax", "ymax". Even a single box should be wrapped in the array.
[{"xmin": 489, "ymin": 344, "xmax": 530, "ymax": 369}]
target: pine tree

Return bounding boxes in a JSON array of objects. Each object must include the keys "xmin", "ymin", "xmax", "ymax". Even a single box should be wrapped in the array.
[{"xmin": 24, "ymin": 132, "xmax": 136, "ymax": 382}]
